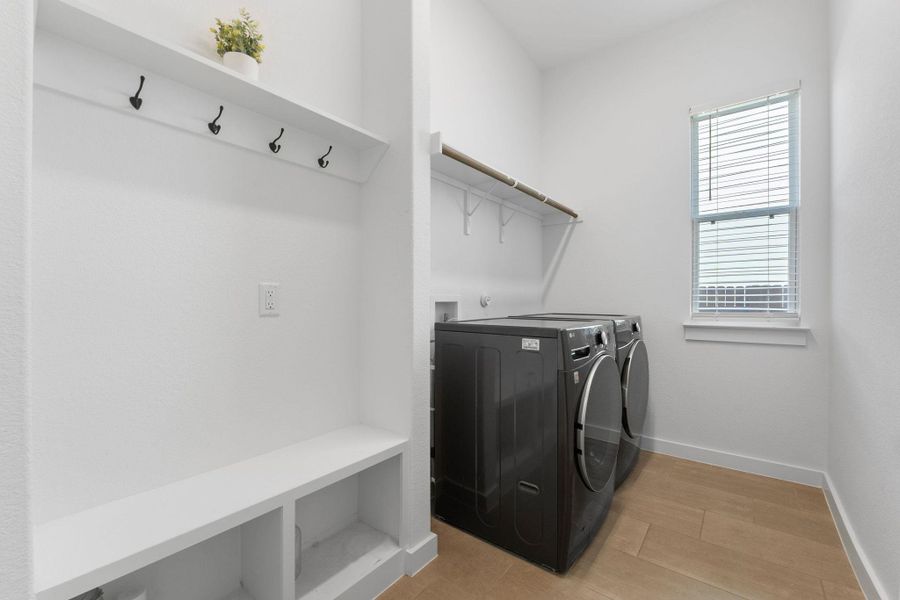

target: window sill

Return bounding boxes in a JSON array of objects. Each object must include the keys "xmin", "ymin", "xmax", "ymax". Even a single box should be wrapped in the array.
[{"xmin": 682, "ymin": 320, "xmax": 810, "ymax": 347}]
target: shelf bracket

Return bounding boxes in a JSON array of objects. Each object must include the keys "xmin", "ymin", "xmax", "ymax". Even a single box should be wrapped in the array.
[
  {"xmin": 464, "ymin": 180, "xmax": 502, "ymax": 236},
  {"xmin": 463, "ymin": 189, "xmax": 483, "ymax": 236},
  {"xmin": 499, "ymin": 205, "xmax": 515, "ymax": 244}
]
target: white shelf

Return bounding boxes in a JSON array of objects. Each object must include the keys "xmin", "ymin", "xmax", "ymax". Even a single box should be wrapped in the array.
[
  {"xmin": 35, "ymin": 0, "xmax": 388, "ymax": 182},
  {"xmin": 430, "ymin": 131, "xmax": 579, "ymax": 220},
  {"xmin": 295, "ymin": 522, "xmax": 401, "ymax": 600},
  {"xmin": 34, "ymin": 425, "xmax": 407, "ymax": 600},
  {"xmin": 683, "ymin": 320, "xmax": 810, "ymax": 346}
]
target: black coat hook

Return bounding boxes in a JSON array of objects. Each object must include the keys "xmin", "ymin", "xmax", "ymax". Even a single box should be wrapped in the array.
[
  {"xmin": 269, "ymin": 128, "xmax": 284, "ymax": 153},
  {"xmin": 129, "ymin": 75, "xmax": 145, "ymax": 110},
  {"xmin": 318, "ymin": 145, "xmax": 333, "ymax": 168},
  {"xmin": 208, "ymin": 105, "xmax": 224, "ymax": 135}
]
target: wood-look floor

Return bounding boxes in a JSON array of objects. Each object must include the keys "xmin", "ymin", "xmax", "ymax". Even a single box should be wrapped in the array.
[{"xmin": 379, "ymin": 452, "xmax": 864, "ymax": 600}]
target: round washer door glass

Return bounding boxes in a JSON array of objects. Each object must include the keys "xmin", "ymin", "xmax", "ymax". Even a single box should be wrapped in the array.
[
  {"xmin": 576, "ymin": 354, "xmax": 622, "ymax": 492},
  {"xmin": 622, "ymin": 339, "xmax": 649, "ymax": 440}
]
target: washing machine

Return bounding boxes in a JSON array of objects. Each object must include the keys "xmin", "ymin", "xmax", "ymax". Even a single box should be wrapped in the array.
[
  {"xmin": 433, "ymin": 318, "xmax": 621, "ymax": 572},
  {"xmin": 511, "ymin": 313, "xmax": 648, "ymax": 486}
]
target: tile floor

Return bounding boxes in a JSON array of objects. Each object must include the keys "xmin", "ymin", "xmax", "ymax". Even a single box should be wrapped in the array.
[{"xmin": 379, "ymin": 452, "xmax": 864, "ymax": 600}]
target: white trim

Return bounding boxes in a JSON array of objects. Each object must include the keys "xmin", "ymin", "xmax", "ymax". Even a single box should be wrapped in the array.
[
  {"xmin": 403, "ymin": 532, "xmax": 437, "ymax": 576},
  {"xmin": 823, "ymin": 474, "xmax": 889, "ymax": 600},
  {"xmin": 689, "ymin": 79, "xmax": 802, "ymax": 116},
  {"xmin": 346, "ymin": 546, "xmax": 405, "ymax": 600},
  {"xmin": 683, "ymin": 321, "xmax": 810, "ymax": 346},
  {"xmin": 642, "ymin": 435, "xmax": 824, "ymax": 486},
  {"xmin": 643, "ymin": 436, "xmax": 884, "ymax": 598},
  {"xmin": 375, "ymin": 535, "xmax": 437, "ymax": 599}
]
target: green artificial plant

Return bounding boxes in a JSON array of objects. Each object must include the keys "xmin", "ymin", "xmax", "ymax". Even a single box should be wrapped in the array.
[{"xmin": 210, "ymin": 8, "xmax": 265, "ymax": 63}]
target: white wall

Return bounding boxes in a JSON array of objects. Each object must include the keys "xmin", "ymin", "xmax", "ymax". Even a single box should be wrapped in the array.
[
  {"xmin": 76, "ymin": 0, "xmax": 362, "ymax": 124},
  {"xmin": 431, "ymin": 179, "xmax": 544, "ymax": 319},
  {"xmin": 31, "ymin": 3, "xmax": 366, "ymax": 523},
  {"xmin": 829, "ymin": 0, "xmax": 900, "ymax": 596},
  {"xmin": 360, "ymin": 0, "xmax": 435, "ymax": 565},
  {"xmin": 431, "ymin": 0, "xmax": 541, "ymax": 179},
  {"xmin": 430, "ymin": 0, "xmax": 545, "ymax": 319},
  {"xmin": 542, "ymin": 0, "xmax": 832, "ymax": 472},
  {"xmin": 0, "ymin": 0, "xmax": 34, "ymax": 597}
]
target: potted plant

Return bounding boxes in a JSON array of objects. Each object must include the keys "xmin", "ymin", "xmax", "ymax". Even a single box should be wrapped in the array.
[{"xmin": 210, "ymin": 8, "xmax": 265, "ymax": 80}]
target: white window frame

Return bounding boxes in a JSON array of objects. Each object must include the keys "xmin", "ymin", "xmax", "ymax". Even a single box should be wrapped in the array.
[{"xmin": 690, "ymin": 89, "xmax": 801, "ymax": 320}]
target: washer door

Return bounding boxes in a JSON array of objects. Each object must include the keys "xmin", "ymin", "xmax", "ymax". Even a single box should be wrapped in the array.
[
  {"xmin": 622, "ymin": 339, "xmax": 649, "ymax": 441},
  {"xmin": 576, "ymin": 354, "xmax": 622, "ymax": 492}
]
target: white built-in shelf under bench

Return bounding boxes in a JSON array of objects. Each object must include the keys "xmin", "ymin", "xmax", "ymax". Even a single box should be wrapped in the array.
[
  {"xmin": 35, "ymin": 0, "xmax": 389, "ymax": 183},
  {"xmin": 35, "ymin": 425, "xmax": 408, "ymax": 600}
]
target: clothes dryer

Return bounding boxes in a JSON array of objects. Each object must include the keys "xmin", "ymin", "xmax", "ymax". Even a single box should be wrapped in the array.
[
  {"xmin": 512, "ymin": 313, "xmax": 648, "ymax": 485},
  {"xmin": 433, "ymin": 318, "xmax": 621, "ymax": 571}
]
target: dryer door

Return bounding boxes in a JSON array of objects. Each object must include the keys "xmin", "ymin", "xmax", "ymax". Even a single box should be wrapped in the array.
[
  {"xmin": 576, "ymin": 354, "xmax": 622, "ymax": 492},
  {"xmin": 622, "ymin": 339, "xmax": 649, "ymax": 441}
]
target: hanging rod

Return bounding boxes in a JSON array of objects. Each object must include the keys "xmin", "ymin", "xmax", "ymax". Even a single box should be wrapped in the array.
[
  {"xmin": 431, "ymin": 171, "xmax": 544, "ymax": 221},
  {"xmin": 437, "ymin": 141, "xmax": 579, "ymax": 220}
]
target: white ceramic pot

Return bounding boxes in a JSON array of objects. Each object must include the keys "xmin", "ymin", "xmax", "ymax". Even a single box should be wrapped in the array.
[{"xmin": 222, "ymin": 51, "xmax": 259, "ymax": 81}]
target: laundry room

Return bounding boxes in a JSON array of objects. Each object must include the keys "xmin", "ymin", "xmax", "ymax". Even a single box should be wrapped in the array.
[{"xmin": 2, "ymin": 1, "xmax": 899, "ymax": 600}]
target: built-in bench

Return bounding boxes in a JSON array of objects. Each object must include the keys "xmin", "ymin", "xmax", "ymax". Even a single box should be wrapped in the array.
[{"xmin": 35, "ymin": 425, "xmax": 407, "ymax": 600}]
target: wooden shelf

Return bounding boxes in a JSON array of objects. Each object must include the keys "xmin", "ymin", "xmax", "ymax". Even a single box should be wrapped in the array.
[
  {"xmin": 295, "ymin": 522, "xmax": 402, "ymax": 600},
  {"xmin": 34, "ymin": 426, "xmax": 407, "ymax": 600},
  {"xmin": 35, "ymin": 0, "xmax": 388, "ymax": 182},
  {"xmin": 430, "ymin": 132, "xmax": 579, "ymax": 220}
]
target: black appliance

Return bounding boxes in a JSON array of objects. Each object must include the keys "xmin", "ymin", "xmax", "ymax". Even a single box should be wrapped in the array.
[
  {"xmin": 511, "ymin": 313, "xmax": 649, "ymax": 485},
  {"xmin": 433, "ymin": 318, "xmax": 621, "ymax": 572}
]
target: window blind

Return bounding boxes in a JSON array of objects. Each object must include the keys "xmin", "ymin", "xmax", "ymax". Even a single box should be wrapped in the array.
[{"xmin": 691, "ymin": 90, "xmax": 800, "ymax": 317}]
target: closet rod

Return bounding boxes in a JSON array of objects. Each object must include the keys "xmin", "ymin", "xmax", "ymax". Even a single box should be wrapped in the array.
[{"xmin": 440, "ymin": 143, "xmax": 579, "ymax": 219}]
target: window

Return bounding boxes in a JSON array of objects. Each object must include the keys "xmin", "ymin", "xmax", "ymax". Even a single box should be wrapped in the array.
[{"xmin": 691, "ymin": 90, "xmax": 799, "ymax": 317}]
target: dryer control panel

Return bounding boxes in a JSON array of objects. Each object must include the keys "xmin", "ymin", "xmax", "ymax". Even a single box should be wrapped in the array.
[{"xmin": 561, "ymin": 323, "xmax": 616, "ymax": 371}]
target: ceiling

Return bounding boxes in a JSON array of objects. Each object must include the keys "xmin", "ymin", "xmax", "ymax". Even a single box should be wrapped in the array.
[{"xmin": 478, "ymin": 0, "xmax": 730, "ymax": 69}]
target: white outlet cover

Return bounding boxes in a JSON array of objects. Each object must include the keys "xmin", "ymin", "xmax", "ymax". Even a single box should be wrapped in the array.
[{"xmin": 258, "ymin": 282, "xmax": 280, "ymax": 316}]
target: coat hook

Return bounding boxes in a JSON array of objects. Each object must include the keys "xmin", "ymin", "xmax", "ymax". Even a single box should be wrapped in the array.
[
  {"xmin": 317, "ymin": 145, "xmax": 333, "ymax": 168},
  {"xmin": 208, "ymin": 105, "xmax": 224, "ymax": 135},
  {"xmin": 269, "ymin": 128, "xmax": 284, "ymax": 153},
  {"xmin": 129, "ymin": 75, "xmax": 145, "ymax": 110}
]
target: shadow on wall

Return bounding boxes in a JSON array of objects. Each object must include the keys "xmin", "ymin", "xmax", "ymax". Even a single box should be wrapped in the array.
[
  {"xmin": 36, "ymin": 91, "xmax": 360, "ymax": 224},
  {"xmin": 542, "ymin": 219, "xmax": 577, "ymax": 305},
  {"xmin": 431, "ymin": 177, "xmax": 545, "ymax": 318}
]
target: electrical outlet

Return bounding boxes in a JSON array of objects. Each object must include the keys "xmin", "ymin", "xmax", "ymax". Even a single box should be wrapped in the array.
[{"xmin": 259, "ymin": 282, "xmax": 279, "ymax": 316}]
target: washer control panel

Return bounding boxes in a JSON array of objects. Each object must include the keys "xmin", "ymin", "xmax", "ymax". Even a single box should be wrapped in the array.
[{"xmin": 562, "ymin": 322, "xmax": 616, "ymax": 369}]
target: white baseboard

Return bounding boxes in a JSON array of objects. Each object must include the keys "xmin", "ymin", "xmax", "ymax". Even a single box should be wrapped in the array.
[
  {"xmin": 642, "ymin": 435, "xmax": 824, "ymax": 486},
  {"xmin": 345, "ymin": 548, "xmax": 404, "ymax": 600},
  {"xmin": 642, "ymin": 435, "xmax": 888, "ymax": 599},
  {"xmin": 374, "ymin": 534, "xmax": 437, "ymax": 599},
  {"xmin": 823, "ymin": 474, "xmax": 890, "ymax": 600},
  {"xmin": 404, "ymin": 532, "xmax": 438, "ymax": 576}
]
